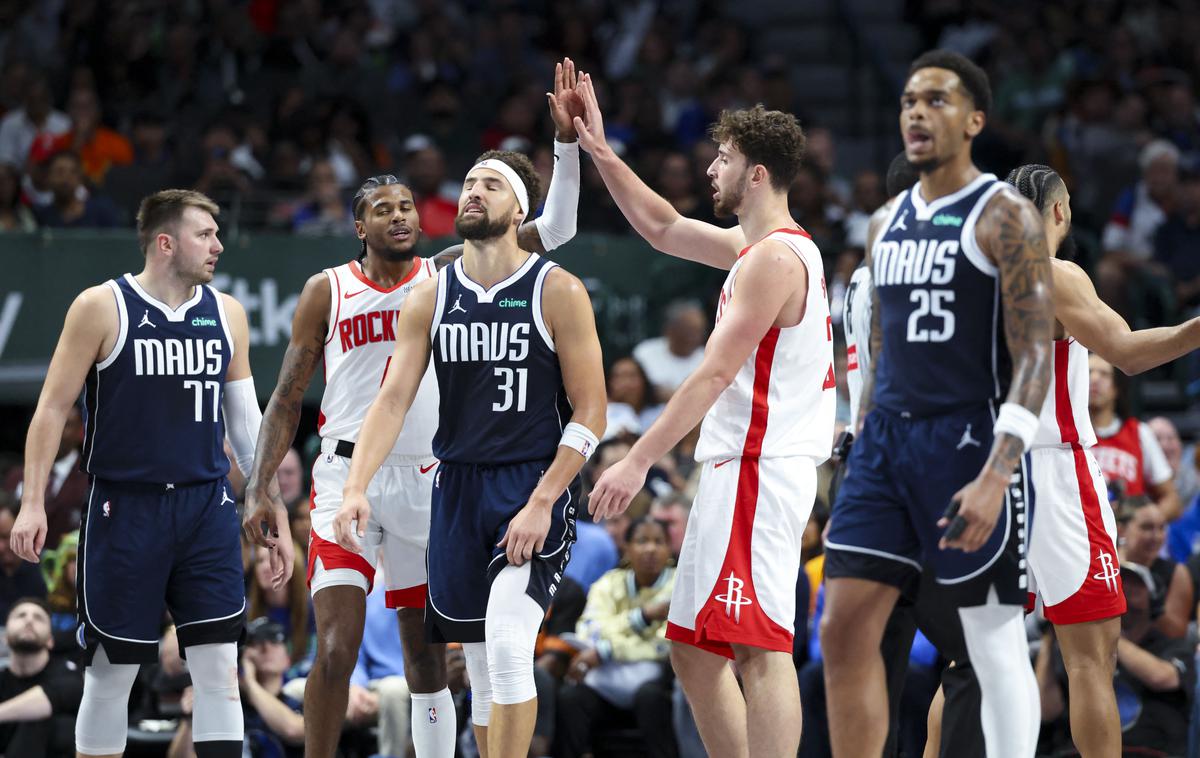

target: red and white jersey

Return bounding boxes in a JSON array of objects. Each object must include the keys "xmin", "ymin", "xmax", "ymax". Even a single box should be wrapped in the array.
[
  {"xmin": 695, "ymin": 228, "xmax": 836, "ymax": 463},
  {"xmin": 319, "ymin": 258, "xmax": 439, "ymax": 456},
  {"xmin": 1031, "ymin": 338, "xmax": 1097, "ymax": 449}
]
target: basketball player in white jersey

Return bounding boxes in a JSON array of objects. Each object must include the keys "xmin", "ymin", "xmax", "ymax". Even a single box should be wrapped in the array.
[
  {"xmin": 1002, "ymin": 164, "xmax": 1200, "ymax": 757},
  {"xmin": 244, "ymin": 59, "xmax": 586, "ymax": 758},
  {"xmin": 576, "ymin": 75, "xmax": 835, "ymax": 757}
]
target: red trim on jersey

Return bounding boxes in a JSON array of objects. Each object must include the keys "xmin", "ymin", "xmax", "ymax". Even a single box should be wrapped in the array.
[
  {"xmin": 684, "ymin": 330, "xmax": 794, "ymax": 655},
  {"xmin": 349, "ymin": 257, "xmax": 423, "ymax": 293},
  {"xmin": 325, "ymin": 269, "xmax": 342, "ymax": 346},
  {"xmin": 385, "ymin": 584, "xmax": 427, "ymax": 609},
  {"xmin": 306, "ymin": 531, "xmax": 376, "ymax": 592},
  {"xmin": 665, "ymin": 621, "xmax": 734, "ymax": 659},
  {"xmin": 737, "ymin": 226, "xmax": 812, "ymax": 258},
  {"xmin": 1052, "ymin": 340, "xmax": 1078, "ymax": 445},
  {"xmin": 1043, "ymin": 447, "xmax": 1127, "ymax": 625}
]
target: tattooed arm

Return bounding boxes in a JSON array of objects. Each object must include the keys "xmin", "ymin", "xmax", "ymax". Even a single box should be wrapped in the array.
[
  {"xmin": 941, "ymin": 188, "xmax": 1053, "ymax": 551},
  {"xmin": 852, "ymin": 197, "xmax": 897, "ymax": 432},
  {"xmin": 243, "ymin": 273, "xmax": 329, "ymax": 546}
]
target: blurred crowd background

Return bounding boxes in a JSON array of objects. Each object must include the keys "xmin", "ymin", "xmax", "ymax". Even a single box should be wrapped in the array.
[{"xmin": 4, "ymin": 0, "xmax": 1200, "ymax": 756}]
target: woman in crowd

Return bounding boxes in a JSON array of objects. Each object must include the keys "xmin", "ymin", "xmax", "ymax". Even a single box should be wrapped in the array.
[
  {"xmin": 1119, "ymin": 496, "xmax": 1194, "ymax": 638},
  {"xmin": 247, "ymin": 541, "xmax": 312, "ymax": 664},
  {"xmin": 555, "ymin": 517, "xmax": 678, "ymax": 758}
]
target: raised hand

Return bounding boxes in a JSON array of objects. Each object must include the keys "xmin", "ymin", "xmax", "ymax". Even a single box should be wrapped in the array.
[
  {"xmin": 547, "ymin": 58, "xmax": 584, "ymax": 142},
  {"xmin": 572, "ymin": 74, "xmax": 610, "ymax": 156}
]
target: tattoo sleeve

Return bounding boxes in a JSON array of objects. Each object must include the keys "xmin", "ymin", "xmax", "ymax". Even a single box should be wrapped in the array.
[
  {"xmin": 246, "ymin": 316, "xmax": 325, "ymax": 499},
  {"xmin": 979, "ymin": 192, "xmax": 1055, "ymax": 477}
]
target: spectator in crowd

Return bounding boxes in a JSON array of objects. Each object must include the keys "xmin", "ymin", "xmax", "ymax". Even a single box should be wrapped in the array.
[
  {"xmin": 402, "ymin": 136, "xmax": 459, "ymax": 238},
  {"xmin": 46, "ymin": 87, "xmax": 132, "ymax": 186},
  {"xmin": 348, "ymin": 580, "xmax": 412, "ymax": 758},
  {"xmin": 1118, "ymin": 496, "xmax": 1193, "ymax": 639},
  {"xmin": 0, "ymin": 598, "xmax": 83, "ymax": 758},
  {"xmin": 648, "ymin": 494, "xmax": 690, "ymax": 560},
  {"xmin": 0, "ymin": 494, "xmax": 47, "ymax": 620},
  {"xmin": 104, "ymin": 110, "xmax": 176, "ymax": 223},
  {"xmin": 1041, "ymin": 565, "xmax": 1194, "ymax": 757},
  {"xmin": 275, "ymin": 447, "xmax": 306, "ymax": 512},
  {"xmin": 1088, "ymin": 354, "xmax": 1181, "ymax": 518},
  {"xmin": 191, "ymin": 124, "xmax": 254, "ymax": 208},
  {"xmin": 656, "ymin": 150, "xmax": 713, "ymax": 224},
  {"xmin": 1098, "ymin": 139, "xmax": 1180, "ymax": 315},
  {"xmin": 30, "ymin": 150, "xmax": 118, "ymax": 228},
  {"xmin": 1150, "ymin": 416, "xmax": 1200, "ymax": 517},
  {"xmin": 4, "ymin": 402, "xmax": 86, "ymax": 552},
  {"xmin": 556, "ymin": 517, "xmax": 677, "ymax": 758},
  {"xmin": 632, "ymin": 300, "xmax": 707, "ymax": 401},
  {"xmin": 246, "ymin": 542, "xmax": 311, "ymax": 665},
  {"xmin": 1153, "ymin": 167, "xmax": 1200, "ymax": 312},
  {"xmin": 0, "ymin": 162, "xmax": 34, "ymax": 232},
  {"xmin": 42, "ymin": 531, "xmax": 77, "ymax": 653},
  {"xmin": 240, "ymin": 618, "xmax": 305, "ymax": 757},
  {"xmin": 290, "ymin": 158, "xmax": 355, "ymax": 236},
  {"xmin": 605, "ymin": 356, "xmax": 664, "ymax": 440},
  {"xmin": 0, "ymin": 75, "xmax": 68, "ymax": 168}
]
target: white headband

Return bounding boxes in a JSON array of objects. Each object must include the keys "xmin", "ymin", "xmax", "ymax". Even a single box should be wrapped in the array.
[{"xmin": 470, "ymin": 159, "xmax": 530, "ymax": 217}]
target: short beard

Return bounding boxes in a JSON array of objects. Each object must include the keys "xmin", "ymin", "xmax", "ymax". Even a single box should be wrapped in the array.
[
  {"xmin": 8, "ymin": 636, "xmax": 45, "ymax": 655},
  {"xmin": 908, "ymin": 155, "xmax": 943, "ymax": 175},
  {"xmin": 455, "ymin": 211, "xmax": 512, "ymax": 241},
  {"xmin": 713, "ymin": 176, "xmax": 748, "ymax": 218}
]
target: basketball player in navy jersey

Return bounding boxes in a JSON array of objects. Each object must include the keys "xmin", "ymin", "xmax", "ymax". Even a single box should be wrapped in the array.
[
  {"xmin": 11, "ymin": 190, "xmax": 289, "ymax": 758},
  {"xmin": 575, "ymin": 75, "xmax": 836, "ymax": 757},
  {"xmin": 336, "ymin": 150, "xmax": 605, "ymax": 758},
  {"xmin": 820, "ymin": 51, "xmax": 1055, "ymax": 758},
  {"xmin": 246, "ymin": 59, "xmax": 584, "ymax": 758}
]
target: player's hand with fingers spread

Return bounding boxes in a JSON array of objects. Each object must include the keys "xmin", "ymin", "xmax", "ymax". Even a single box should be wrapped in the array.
[
  {"xmin": 547, "ymin": 57, "xmax": 584, "ymax": 141},
  {"xmin": 10, "ymin": 504, "xmax": 47, "ymax": 563},
  {"xmin": 572, "ymin": 74, "xmax": 610, "ymax": 157},
  {"xmin": 498, "ymin": 496, "xmax": 552, "ymax": 567},
  {"xmin": 939, "ymin": 468, "xmax": 1009, "ymax": 551},
  {"xmin": 589, "ymin": 457, "xmax": 647, "ymax": 521},
  {"xmin": 333, "ymin": 487, "xmax": 371, "ymax": 555}
]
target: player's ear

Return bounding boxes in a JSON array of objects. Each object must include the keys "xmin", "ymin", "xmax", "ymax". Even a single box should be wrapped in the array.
[
  {"xmin": 965, "ymin": 109, "xmax": 985, "ymax": 139},
  {"xmin": 1054, "ymin": 199, "xmax": 1066, "ymax": 226},
  {"xmin": 355, "ymin": 219, "xmax": 366, "ymax": 241},
  {"xmin": 157, "ymin": 231, "xmax": 173, "ymax": 257},
  {"xmin": 752, "ymin": 164, "xmax": 769, "ymax": 188}
]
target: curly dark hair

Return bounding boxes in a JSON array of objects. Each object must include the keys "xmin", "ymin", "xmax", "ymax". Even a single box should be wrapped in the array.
[
  {"xmin": 709, "ymin": 104, "xmax": 806, "ymax": 191},
  {"xmin": 474, "ymin": 150, "xmax": 543, "ymax": 211},
  {"xmin": 909, "ymin": 49, "xmax": 992, "ymax": 115}
]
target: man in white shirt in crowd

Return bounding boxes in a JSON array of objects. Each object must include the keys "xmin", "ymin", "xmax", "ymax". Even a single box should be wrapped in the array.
[{"xmin": 632, "ymin": 299, "xmax": 707, "ymax": 401}]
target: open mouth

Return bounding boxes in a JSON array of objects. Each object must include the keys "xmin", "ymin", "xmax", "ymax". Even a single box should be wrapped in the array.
[
  {"xmin": 390, "ymin": 227, "xmax": 412, "ymax": 240},
  {"xmin": 905, "ymin": 130, "xmax": 933, "ymax": 151}
]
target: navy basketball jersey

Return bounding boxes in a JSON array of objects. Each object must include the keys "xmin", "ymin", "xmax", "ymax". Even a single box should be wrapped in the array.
[
  {"xmin": 872, "ymin": 174, "xmax": 1013, "ymax": 417},
  {"xmin": 82, "ymin": 275, "xmax": 233, "ymax": 483},
  {"xmin": 430, "ymin": 254, "xmax": 572, "ymax": 465}
]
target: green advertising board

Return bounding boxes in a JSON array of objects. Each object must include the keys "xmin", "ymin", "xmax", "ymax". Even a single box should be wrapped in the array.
[{"xmin": 0, "ymin": 231, "xmax": 724, "ymax": 403}]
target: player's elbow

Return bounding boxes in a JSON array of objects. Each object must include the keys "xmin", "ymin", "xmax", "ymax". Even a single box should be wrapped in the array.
[{"xmin": 1145, "ymin": 668, "xmax": 1180, "ymax": 692}]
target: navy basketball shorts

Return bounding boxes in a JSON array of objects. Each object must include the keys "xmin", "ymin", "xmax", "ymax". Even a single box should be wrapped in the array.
[
  {"xmin": 824, "ymin": 405, "xmax": 1029, "ymax": 607},
  {"xmin": 425, "ymin": 460, "xmax": 577, "ymax": 643},
  {"xmin": 77, "ymin": 477, "xmax": 246, "ymax": 664}
]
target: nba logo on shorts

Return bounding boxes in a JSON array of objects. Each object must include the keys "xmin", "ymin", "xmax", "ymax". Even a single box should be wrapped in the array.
[
  {"xmin": 428, "ymin": 706, "xmax": 438, "ymax": 724},
  {"xmin": 102, "ymin": 501, "xmax": 111, "ymax": 518}
]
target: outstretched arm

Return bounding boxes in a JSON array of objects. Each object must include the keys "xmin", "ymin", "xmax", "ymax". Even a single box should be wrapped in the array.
[
  {"xmin": 590, "ymin": 240, "xmax": 806, "ymax": 519},
  {"xmin": 499, "ymin": 269, "xmax": 607, "ymax": 564},
  {"xmin": 573, "ymin": 74, "xmax": 744, "ymax": 269},
  {"xmin": 517, "ymin": 58, "xmax": 583, "ymax": 255},
  {"xmin": 13, "ymin": 286, "xmax": 113, "ymax": 563},
  {"xmin": 941, "ymin": 189, "xmax": 1054, "ymax": 551},
  {"xmin": 1053, "ymin": 258, "xmax": 1200, "ymax": 375}
]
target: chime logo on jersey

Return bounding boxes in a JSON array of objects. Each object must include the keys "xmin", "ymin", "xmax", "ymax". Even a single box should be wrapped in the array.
[
  {"xmin": 872, "ymin": 238, "xmax": 959, "ymax": 286},
  {"xmin": 437, "ymin": 321, "xmax": 530, "ymax": 363},
  {"xmin": 133, "ymin": 338, "xmax": 224, "ymax": 376}
]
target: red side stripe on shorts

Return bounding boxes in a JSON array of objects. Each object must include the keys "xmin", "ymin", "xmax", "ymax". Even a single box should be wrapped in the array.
[
  {"xmin": 385, "ymin": 585, "xmax": 427, "ymax": 609},
  {"xmin": 306, "ymin": 531, "xmax": 376, "ymax": 592}
]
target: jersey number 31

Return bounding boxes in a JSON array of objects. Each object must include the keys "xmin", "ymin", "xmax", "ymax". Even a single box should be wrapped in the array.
[{"xmin": 494, "ymin": 367, "xmax": 528, "ymax": 412}]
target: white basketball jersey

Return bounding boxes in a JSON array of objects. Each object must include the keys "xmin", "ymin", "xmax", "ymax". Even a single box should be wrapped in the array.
[
  {"xmin": 319, "ymin": 258, "xmax": 439, "ymax": 456},
  {"xmin": 842, "ymin": 264, "xmax": 873, "ymax": 426},
  {"xmin": 695, "ymin": 229, "xmax": 836, "ymax": 463},
  {"xmin": 1031, "ymin": 337, "xmax": 1096, "ymax": 449}
]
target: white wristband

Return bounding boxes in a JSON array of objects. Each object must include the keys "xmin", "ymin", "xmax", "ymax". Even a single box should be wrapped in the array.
[
  {"xmin": 992, "ymin": 402, "xmax": 1039, "ymax": 452},
  {"xmin": 559, "ymin": 421, "xmax": 599, "ymax": 460},
  {"xmin": 532, "ymin": 140, "xmax": 580, "ymax": 251}
]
